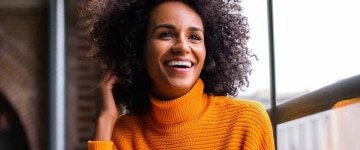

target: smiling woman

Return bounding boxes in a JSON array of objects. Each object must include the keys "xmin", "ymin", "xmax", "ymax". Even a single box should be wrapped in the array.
[
  {"xmin": 82, "ymin": 0, "xmax": 275, "ymax": 149},
  {"xmin": 144, "ymin": 1, "xmax": 206, "ymax": 100}
]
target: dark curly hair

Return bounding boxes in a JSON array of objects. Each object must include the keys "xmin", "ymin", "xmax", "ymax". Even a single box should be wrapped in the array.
[{"xmin": 82, "ymin": 0, "xmax": 254, "ymax": 115}]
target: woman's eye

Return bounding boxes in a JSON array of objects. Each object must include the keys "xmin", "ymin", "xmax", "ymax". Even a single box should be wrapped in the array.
[
  {"xmin": 189, "ymin": 34, "xmax": 201, "ymax": 41},
  {"xmin": 159, "ymin": 32, "xmax": 174, "ymax": 39}
]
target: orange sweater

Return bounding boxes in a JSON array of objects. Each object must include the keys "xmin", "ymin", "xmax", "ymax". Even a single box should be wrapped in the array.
[
  {"xmin": 89, "ymin": 79, "xmax": 275, "ymax": 150},
  {"xmin": 332, "ymin": 97, "xmax": 360, "ymax": 109}
]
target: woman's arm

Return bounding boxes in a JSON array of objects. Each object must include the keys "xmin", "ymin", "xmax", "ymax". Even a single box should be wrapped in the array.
[{"xmin": 93, "ymin": 71, "xmax": 120, "ymax": 140}]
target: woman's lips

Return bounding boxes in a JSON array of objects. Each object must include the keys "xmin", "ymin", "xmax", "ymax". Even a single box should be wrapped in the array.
[{"xmin": 165, "ymin": 60, "xmax": 193, "ymax": 68}]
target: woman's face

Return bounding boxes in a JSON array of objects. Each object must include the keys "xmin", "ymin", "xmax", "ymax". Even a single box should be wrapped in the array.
[{"xmin": 144, "ymin": 1, "xmax": 206, "ymax": 100}]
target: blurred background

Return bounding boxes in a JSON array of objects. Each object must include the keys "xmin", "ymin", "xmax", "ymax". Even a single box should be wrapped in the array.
[
  {"xmin": 0, "ymin": 0, "xmax": 359, "ymax": 150},
  {"xmin": 0, "ymin": 0, "xmax": 99, "ymax": 149}
]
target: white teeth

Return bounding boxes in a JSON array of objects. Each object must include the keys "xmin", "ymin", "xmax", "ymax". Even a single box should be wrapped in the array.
[{"xmin": 167, "ymin": 61, "xmax": 192, "ymax": 68}]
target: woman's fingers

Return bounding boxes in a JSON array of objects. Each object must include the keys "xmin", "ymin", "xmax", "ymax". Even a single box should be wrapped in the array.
[
  {"xmin": 95, "ymin": 71, "xmax": 120, "ymax": 118},
  {"xmin": 93, "ymin": 71, "xmax": 120, "ymax": 141},
  {"xmin": 97, "ymin": 71, "xmax": 119, "ymax": 90}
]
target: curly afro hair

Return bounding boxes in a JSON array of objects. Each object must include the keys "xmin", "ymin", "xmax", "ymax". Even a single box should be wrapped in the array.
[{"xmin": 82, "ymin": 0, "xmax": 254, "ymax": 115}]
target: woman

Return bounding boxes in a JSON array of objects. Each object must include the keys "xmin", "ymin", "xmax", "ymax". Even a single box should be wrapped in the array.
[{"xmin": 85, "ymin": 0, "xmax": 275, "ymax": 149}]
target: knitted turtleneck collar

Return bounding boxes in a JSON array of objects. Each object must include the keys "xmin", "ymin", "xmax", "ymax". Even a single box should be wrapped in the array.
[{"xmin": 149, "ymin": 78, "xmax": 207, "ymax": 125}]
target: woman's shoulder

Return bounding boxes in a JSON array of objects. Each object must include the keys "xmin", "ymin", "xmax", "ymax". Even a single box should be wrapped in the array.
[
  {"xmin": 209, "ymin": 96, "xmax": 272, "ymax": 131},
  {"xmin": 113, "ymin": 114, "xmax": 143, "ymax": 130},
  {"xmin": 212, "ymin": 96, "xmax": 266, "ymax": 111},
  {"xmin": 209, "ymin": 96, "xmax": 269, "ymax": 120}
]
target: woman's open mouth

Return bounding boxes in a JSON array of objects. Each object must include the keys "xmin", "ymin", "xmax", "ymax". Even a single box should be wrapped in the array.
[{"xmin": 165, "ymin": 60, "xmax": 193, "ymax": 68}]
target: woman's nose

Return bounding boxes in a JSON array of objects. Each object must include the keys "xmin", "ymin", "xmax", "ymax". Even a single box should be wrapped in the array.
[{"xmin": 171, "ymin": 37, "xmax": 190, "ymax": 54}]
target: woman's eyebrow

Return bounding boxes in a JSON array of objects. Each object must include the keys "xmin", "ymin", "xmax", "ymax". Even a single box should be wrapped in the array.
[
  {"xmin": 151, "ymin": 24, "xmax": 175, "ymax": 34},
  {"xmin": 151, "ymin": 24, "xmax": 204, "ymax": 34},
  {"xmin": 189, "ymin": 27, "xmax": 204, "ymax": 33}
]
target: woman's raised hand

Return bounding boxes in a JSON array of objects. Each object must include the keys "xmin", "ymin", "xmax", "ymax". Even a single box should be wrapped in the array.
[{"xmin": 93, "ymin": 71, "xmax": 120, "ymax": 141}]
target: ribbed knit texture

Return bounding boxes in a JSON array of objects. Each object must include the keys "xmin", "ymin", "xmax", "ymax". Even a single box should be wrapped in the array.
[{"xmin": 88, "ymin": 79, "xmax": 275, "ymax": 150}]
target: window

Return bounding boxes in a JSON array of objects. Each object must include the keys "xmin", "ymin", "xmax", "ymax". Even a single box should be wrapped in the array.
[
  {"xmin": 273, "ymin": 0, "xmax": 360, "ymax": 103},
  {"xmin": 241, "ymin": 0, "xmax": 360, "ymax": 149},
  {"xmin": 239, "ymin": 0, "xmax": 271, "ymax": 108}
]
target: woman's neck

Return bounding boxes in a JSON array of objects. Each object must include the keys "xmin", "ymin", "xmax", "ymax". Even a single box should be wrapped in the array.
[{"xmin": 149, "ymin": 79, "xmax": 206, "ymax": 124}]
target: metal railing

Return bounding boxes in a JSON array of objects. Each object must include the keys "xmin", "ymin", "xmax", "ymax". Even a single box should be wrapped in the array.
[
  {"xmin": 267, "ymin": 74, "xmax": 360, "ymax": 125},
  {"xmin": 267, "ymin": 74, "xmax": 360, "ymax": 149}
]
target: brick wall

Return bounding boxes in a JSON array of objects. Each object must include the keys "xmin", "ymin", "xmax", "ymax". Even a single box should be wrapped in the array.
[
  {"xmin": 0, "ymin": 0, "xmax": 100, "ymax": 149},
  {"xmin": 0, "ymin": 7, "xmax": 48, "ymax": 150},
  {"xmin": 67, "ymin": 0, "xmax": 99, "ymax": 149}
]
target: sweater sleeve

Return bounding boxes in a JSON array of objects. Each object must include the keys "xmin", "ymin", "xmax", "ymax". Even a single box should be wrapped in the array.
[
  {"xmin": 332, "ymin": 97, "xmax": 360, "ymax": 109},
  {"xmin": 259, "ymin": 105, "xmax": 275, "ymax": 150},
  {"xmin": 249, "ymin": 101, "xmax": 275, "ymax": 150},
  {"xmin": 88, "ymin": 141, "xmax": 117, "ymax": 150}
]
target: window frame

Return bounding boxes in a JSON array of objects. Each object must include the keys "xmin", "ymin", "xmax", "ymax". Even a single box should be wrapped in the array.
[{"xmin": 265, "ymin": 1, "xmax": 360, "ymax": 148}]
